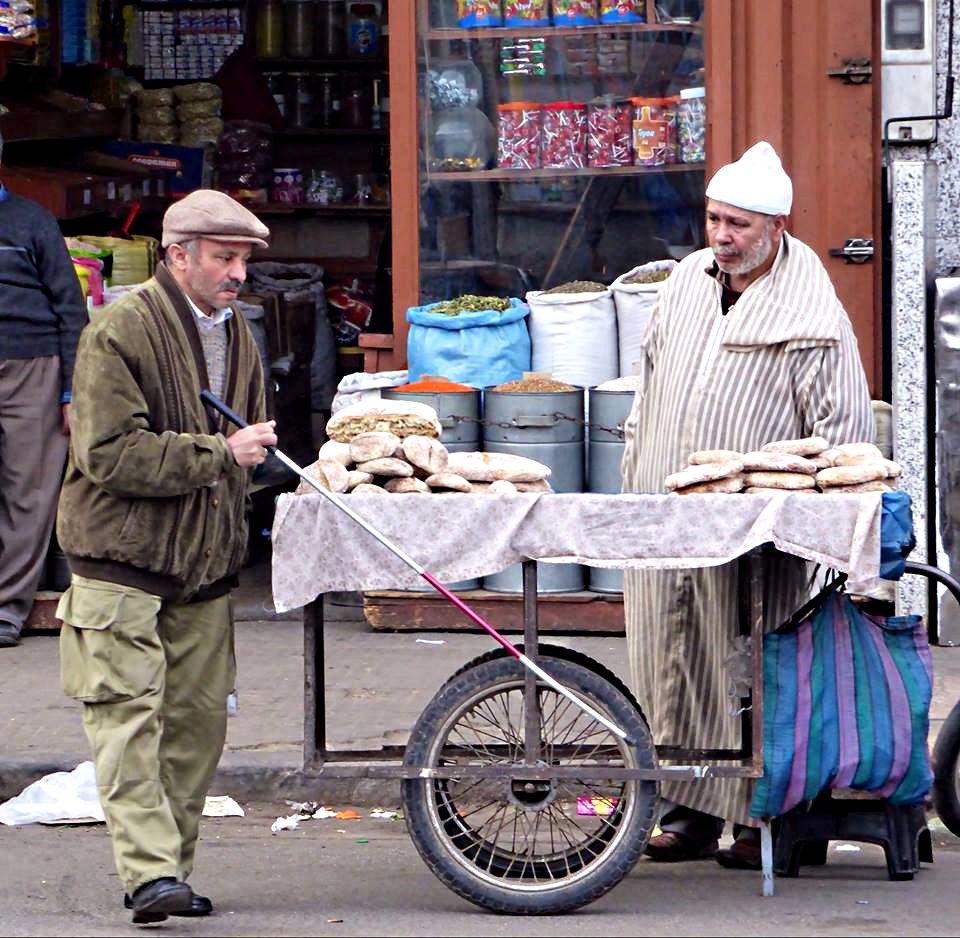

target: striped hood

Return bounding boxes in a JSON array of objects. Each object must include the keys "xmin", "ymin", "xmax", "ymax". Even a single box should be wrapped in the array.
[{"xmin": 671, "ymin": 233, "xmax": 845, "ymax": 350}]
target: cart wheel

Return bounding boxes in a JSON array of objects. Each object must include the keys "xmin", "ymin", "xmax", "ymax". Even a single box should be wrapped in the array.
[
  {"xmin": 402, "ymin": 653, "xmax": 659, "ymax": 915},
  {"xmin": 932, "ymin": 698, "xmax": 960, "ymax": 837}
]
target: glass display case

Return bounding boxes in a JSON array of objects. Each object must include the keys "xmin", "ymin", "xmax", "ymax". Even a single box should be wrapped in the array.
[{"xmin": 415, "ymin": 0, "xmax": 706, "ymax": 303}]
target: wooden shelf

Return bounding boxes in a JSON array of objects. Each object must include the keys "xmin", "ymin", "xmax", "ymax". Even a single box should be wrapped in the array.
[
  {"xmin": 0, "ymin": 108, "xmax": 127, "ymax": 144},
  {"xmin": 425, "ymin": 22, "xmax": 700, "ymax": 41},
  {"xmin": 273, "ymin": 127, "xmax": 389, "ymax": 138},
  {"xmin": 427, "ymin": 162, "xmax": 704, "ymax": 182},
  {"xmin": 256, "ymin": 56, "xmax": 389, "ymax": 70},
  {"xmin": 256, "ymin": 203, "xmax": 391, "ymax": 216}
]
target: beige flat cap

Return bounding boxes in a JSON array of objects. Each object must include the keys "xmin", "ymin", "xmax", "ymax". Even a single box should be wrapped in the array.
[{"xmin": 161, "ymin": 189, "xmax": 270, "ymax": 248}]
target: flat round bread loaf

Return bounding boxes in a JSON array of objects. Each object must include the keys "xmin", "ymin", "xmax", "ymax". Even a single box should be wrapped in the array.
[
  {"xmin": 488, "ymin": 479, "xmax": 519, "ymax": 494},
  {"xmin": 832, "ymin": 453, "xmax": 903, "ymax": 478},
  {"xmin": 760, "ymin": 436, "xmax": 829, "ymax": 456},
  {"xmin": 808, "ymin": 454, "xmax": 834, "ymax": 470},
  {"xmin": 296, "ymin": 458, "xmax": 349, "ymax": 495},
  {"xmin": 326, "ymin": 400, "xmax": 442, "ymax": 443},
  {"xmin": 816, "ymin": 464, "xmax": 887, "ymax": 487},
  {"xmin": 664, "ymin": 459, "xmax": 743, "ymax": 491},
  {"xmin": 675, "ymin": 475, "xmax": 744, "ymax": 495},
  {"xmin": 317, "ymin": 440, "xmax": 352, "ymax": 467},
  {"xmin": 739, "ymin": 451, "xmax": 818, "ymax": 474},
  {"xmin": 820, "ymin": 479, "xmax": 894, "ymax": 494},
  {"xmin": 688, "ymin": 449, "xmax": 742, "ymax": 465},
  {"xmin": 402, "ymin": 435, "xmax": 449, "ymax": 476},
  {"xmin": 834, "ymin": 441, "xmax": 884, "ymax": 459},
  {"xmin": 349, "ymin": 431, "xmax": 402, "ymax": 464},
  {"xmin": 447, "ymin": 451, "xmax": 551, "ymax": 483},
  {"xmin": 424, "ymin": 472, "xmax": 472, "ymax": 493},
  {"xmin": 742, "ymin": 471, "xmax": 816, "ymax": 490},
  {"xmin": 745, "ymin": 486, "xmax": 818, "ymax": 495},
  {"xmin": 355, "ymin": 457, "xmax": 414, "ymax": 478},
  {"xmin": 383, "ymin": 477, "xmax": 430, "ymax": 493},
  {"xmin": 346, "ymin": 470, "xmax": 374, "ymax": 490},
  {"xmin": 513, "ymin": 479, "xmax": 553, "ymax": 493},
  {"xmin": 351, "ymin": 483, "xmax": 389, "ymax": 495}
]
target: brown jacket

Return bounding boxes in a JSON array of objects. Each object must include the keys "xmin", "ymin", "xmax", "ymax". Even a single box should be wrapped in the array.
[{"xmin": 57, "ymin": 264, "xmax": 266, "ymax": 601}]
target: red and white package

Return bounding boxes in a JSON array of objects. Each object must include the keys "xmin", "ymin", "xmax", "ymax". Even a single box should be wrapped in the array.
[
  {"xmin": 497, "ymin": 102, "xmax": 542, "ymax": 170},
  {"xmin": 541, "ymin": 101, "xmax": 588, "ymax": 169},
  {"xmin": 587, "ymin": 97, "xmax": 633, "ymax": 167}
]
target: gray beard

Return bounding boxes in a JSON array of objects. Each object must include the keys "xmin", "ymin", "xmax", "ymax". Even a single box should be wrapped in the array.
[{"xmin": 713, "ymin": 226, "xmax": 773, "ymax": 277}]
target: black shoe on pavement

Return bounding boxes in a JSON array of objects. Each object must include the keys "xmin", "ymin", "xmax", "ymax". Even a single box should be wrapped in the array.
[
  {"xmin": 715, "ymin": 835, "xmax": 763, "ymax": 870},
  {"xmin": 644, "ymin": 830, "xmax": 719, "ymax": 862},
  {"xmin": 0, "ymin": 621, "xmax": 21, "ymax": 647},
  {"xmin": 124, "ymin": 887, "xmax": 213, "ymax": 920},
  {"xmin": 126, "ymin": 878, "xmax": 192, "ymax": 924}
]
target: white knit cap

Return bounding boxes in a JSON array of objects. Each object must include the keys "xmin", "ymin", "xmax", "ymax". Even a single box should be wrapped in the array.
[{"xmin": 705, "ymin": 141, "xmax": 793, "ymax": 216}]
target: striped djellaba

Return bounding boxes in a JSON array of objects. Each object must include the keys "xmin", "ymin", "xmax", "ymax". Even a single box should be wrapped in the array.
[{"xmin": 620, "ymin": 232, "xmax": 875, "ymax": 828}]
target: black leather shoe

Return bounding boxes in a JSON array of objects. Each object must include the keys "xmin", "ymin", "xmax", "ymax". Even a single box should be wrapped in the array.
[
  {"xmin": 644, "ymin": 830, "xmax": 719, "ymax": 862},
  {"xmin": 124, "ymin": 888, "xmax": 213, "ymax": 919},
  {"xmin": 126, "ymin": 878, "xmax": 192, "ymax": 924}
]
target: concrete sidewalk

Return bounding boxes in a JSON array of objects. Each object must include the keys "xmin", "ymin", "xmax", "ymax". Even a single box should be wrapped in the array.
[{"xmin": 2, "ymin": 559, "xmax": 959, "ymax": 808}]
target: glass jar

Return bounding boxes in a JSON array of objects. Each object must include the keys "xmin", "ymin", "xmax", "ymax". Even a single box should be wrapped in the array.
[
  {"xmin": 287, "ymin": 73, "xmax": 316, "ymax": 128},
  {"xmin": 429, "ymin": 105, "xmax": 496, "ymax": 172},
  {"xmin": 316, "ymin": 0, "xmax": 346, "ymax": 56},
  {"xmin": 284, "ymin": 0, "xmax": 317, "ymax": 59},
  {"xmin": 315, "ymin": 72, "xmax": 341, "ymax": 128},
  {"xmin": 347, "ymin": 2, "xmax": 380, "ymax": 57},
  {"xmin": 677, "ymin": 86, "xmax": 706, "ymax": 163},
  {"xmin": 343, "ymin": 87, "xmax": 369, "ymax": 129},
  {"xmin": 256, "ymin": 0, "xmax": 284, "ymax": 58},
  {"xmin": 264, "ymin": 72, "xmax": 289, "ymax": 120}
]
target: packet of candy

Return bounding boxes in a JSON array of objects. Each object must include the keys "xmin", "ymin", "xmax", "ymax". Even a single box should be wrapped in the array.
[{"xmin": 575, "ymin": 795, "xmax": 619, "ymax": 816}]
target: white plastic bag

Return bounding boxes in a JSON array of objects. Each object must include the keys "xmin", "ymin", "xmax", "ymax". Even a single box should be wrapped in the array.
[
  {"xmin": 0, "ymin": 761, "xmax": 105, "ymax": 826},
  {"xmin": 330, "ymin": 369, "xmax": 408, "ymax": 414},
  {"xmin": 610, "ymin": 260, "xmax": 676, "ymax": 376},
  {"xmin": 526, "ymin": 288, "xmax": 618, "ymax": 388}
]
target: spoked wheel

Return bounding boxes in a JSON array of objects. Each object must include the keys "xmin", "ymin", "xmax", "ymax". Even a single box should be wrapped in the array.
[
  {"xmin": 933, "ymin": 699, "xmax": 960, "ymax": 837},
  {"xmin": 402, "ymin": 653, "xmax": 659, "ymax": 914}
]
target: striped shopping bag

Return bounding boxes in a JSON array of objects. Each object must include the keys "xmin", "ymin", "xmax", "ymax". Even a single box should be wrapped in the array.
[{"xmin": 750, "ymin": 590, "xmax": 933, "ymax": 819}]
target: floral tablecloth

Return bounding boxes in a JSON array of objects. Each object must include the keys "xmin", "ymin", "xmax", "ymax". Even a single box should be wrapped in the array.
[{"xmin": 270, "ymin": 491, "xmax": 882, "ymax": 613}]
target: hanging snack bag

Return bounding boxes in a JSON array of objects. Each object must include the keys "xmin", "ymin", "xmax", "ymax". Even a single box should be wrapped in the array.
[
  {"xmin": 552, "ymin": 0, "xmax": 598, "ymax": 25},
  {"xmin": 541, "ymin": 101, "xmax": 587, "ymax": 169},
  {"xmin": 457, "ymin": 0, "xmax": 502, "ymax": 27},
  {"xmin": 503, "ymin": 0, "xmax": 549, "ymax": 27},
  {"xmin": 497, "ymin": 102, "xmax": 542, "ymax": 169},
  {"xmin": 599, "ymin": 0, "xmax": 644, "ymax": 23},
  {"xmin": 587, "ymin": 95, "xmax": 633, "ymax": 167}
]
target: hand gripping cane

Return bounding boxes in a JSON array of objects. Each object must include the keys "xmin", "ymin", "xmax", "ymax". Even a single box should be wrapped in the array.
[{"xmin": 201, "ymin": 389, "xmax": 638, "ymax": 746}]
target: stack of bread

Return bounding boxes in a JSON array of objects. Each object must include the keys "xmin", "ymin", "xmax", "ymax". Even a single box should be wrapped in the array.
[
  {"xmin": 664, "ymin": 437, "xmax": 902, "ymax": 495},
  {"xmin": 298, "ymin": 400, "xmax": 552, "ymax": 496}
]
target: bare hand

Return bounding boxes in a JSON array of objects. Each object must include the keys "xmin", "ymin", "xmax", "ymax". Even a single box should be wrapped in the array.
[
  {"xmin": 227, "ymin": 420, "xmax": 278, "ymax": 468},
  {"xmin": 61, "ymin": 403, "xmax": 71, "ymax": 436}
]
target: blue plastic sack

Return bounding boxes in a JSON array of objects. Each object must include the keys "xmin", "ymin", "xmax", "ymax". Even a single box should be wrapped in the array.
[
  {"xmin": 880, "ymin": 491, "xmax": 916, "ymax": 581},
  {"xmin": 406, "ymin": 298, "xmax": 531, "ymax": 389}
]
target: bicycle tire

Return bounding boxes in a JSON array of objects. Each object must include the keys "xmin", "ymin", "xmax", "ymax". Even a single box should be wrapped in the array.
[
  {"xmin": 932, "ymin": 698, "xmax": 960, "ymax": 837},
  {"xmin": 402, "ymin": 653, "xmax": 659, "ymax": 915}
]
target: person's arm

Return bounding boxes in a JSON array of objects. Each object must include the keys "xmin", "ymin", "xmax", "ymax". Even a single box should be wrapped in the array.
[
  {"xmin": 803, "ymin": 308, "xmax": 876, "ymax": 445},
  {"xmin": 34, "ymin": 211, "xmax": 87, "ymax": 400},
  {"xmin": 69, "ymin": 319, "xmax": 238, "ymax": 499}
]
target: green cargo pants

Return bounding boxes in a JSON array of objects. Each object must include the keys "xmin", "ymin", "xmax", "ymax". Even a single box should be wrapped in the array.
[{"xmin": 57, "ymin": 574, "xmax": 235, "ymax": 895}]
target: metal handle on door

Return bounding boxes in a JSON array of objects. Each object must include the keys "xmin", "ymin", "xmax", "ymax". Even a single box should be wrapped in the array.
[{"xmin": 828, "ymin": 238, "xmax": 875, "ymax": 264}]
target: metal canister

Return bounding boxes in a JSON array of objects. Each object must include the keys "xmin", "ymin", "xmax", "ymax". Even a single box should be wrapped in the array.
[
  {"xmin": 287, "ymin": 72, "xmax": 315, "ymax": 128},
  {"xmin": 381, "ymin": 386, "xmax": 481, "ymax": 453},
  {"xmin": 586, "ymin": 388, "xmax": 635, "ymax": 594},
  {"xmin": 381, "ymin": 385, "xmax": 483, "ymax": 591},
  {"xmin": 481, "ymin": 386, "xmax": 585, "ymax": 593},
  {"xmin": 256, "ymin": 0, "xmax": 284, "ymax": 59}
]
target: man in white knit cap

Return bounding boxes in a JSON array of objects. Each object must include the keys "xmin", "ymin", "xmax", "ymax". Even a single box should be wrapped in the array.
[{"xmin": 620, "ymin": 142, "xmax": 874, "ymax": 869}]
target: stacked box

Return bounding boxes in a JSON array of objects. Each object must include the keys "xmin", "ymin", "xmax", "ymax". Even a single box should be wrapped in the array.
[{"xmin": 142, "ymin": 7, "xmax": 244, "ymax": 82}]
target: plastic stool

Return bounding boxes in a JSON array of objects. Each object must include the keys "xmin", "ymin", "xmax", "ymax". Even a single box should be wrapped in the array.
[{"xmin": 773, "ymin": 790, "xmax": 933, "ymax": 881}]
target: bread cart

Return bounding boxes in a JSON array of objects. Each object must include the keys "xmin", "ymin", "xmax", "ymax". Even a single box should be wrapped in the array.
[{"xmin": 269, "ymin": 488, "xmax": 885, "ymax": 914}]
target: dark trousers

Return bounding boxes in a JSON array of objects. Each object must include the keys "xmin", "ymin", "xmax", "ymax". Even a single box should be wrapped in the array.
[{"xmin": 0, "ymin": 356, "xmax": 66, "ymax": 631}]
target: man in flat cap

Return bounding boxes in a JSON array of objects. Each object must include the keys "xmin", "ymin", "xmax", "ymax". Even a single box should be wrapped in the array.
[
  {"xmin": 56, "ymin": 189, "xmax": 277, "ymax": 923},
  {"xmin": 620, "ymin": 142, "xmax": 874, "ymax": 869}
]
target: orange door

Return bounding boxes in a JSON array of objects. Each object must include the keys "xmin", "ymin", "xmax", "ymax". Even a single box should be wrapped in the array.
[{"xmin": 707, "ymin": 0, "xmax": 882, "ymax": 394}]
